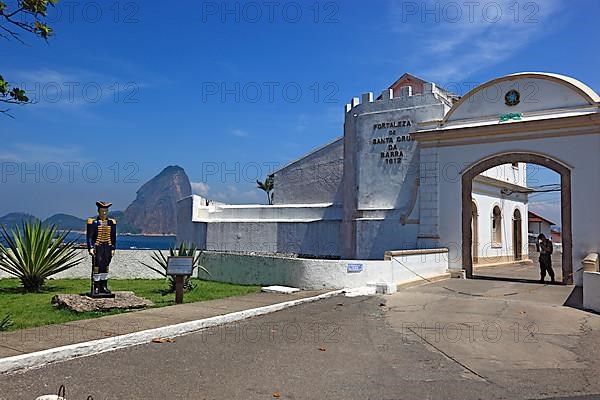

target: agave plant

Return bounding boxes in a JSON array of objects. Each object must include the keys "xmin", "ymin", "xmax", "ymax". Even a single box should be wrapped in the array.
[
  {"xmin": 0, "ymin": 221, "xmax": 84, "ymax": 292},
  {"xmin": 0, "ymin": 315, "xmax": 14, "ymax": 331},
  {"xmin": 141, "ymin": 243, "xmax": 209, "ymax": 294}
]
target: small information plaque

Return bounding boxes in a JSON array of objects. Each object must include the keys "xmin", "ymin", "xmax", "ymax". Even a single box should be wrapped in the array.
[
  {"xmin": 167, "ymin": 256, "xmax": 194, "ymax": 276},
  {"xmin": 347, "ymin": 263, "xmax": 364, "ymax": 273}
]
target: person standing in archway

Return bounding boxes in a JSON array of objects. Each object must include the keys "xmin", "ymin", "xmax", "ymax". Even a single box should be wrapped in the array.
[{"xmin": 537, "ymin": 233, "xmax": 555, "ymax": 284}]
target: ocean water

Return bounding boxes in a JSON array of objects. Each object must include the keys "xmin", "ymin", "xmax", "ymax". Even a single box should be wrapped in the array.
[
  {"xmin": 0, "ymin": 233, "xmax": 177, "ymax": 250},
  {"xmin": 65, "ymin": 233, "xmax": 177, "ymax": 250}
]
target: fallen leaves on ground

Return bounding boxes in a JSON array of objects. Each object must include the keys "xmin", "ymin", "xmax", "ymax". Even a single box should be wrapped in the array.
[{"xmin": 152, "ymin": 337, "xmax": 176, "ymax": 343}]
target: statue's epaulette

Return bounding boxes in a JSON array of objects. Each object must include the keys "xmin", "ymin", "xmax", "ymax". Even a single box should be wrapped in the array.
[
  {"xmin": 109, "ymin": 218, "xmax": 117, "ymax": 225},
  {"xmin": 87, "ymin": 218, "xmax": 95, "ymax": 224}
]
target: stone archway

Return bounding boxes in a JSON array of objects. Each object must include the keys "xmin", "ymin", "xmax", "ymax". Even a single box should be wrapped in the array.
[{"xmin": 462, "ymin": 152, "xmax": 572, "ymax": 284}]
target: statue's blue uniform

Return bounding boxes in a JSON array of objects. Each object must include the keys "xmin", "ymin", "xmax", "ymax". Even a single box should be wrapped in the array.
[{"xmin": 86, "ymin": 217, "xmax": 117, "ymax": 293}]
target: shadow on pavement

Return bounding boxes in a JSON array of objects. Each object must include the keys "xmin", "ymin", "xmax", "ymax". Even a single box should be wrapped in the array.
[
  {"xmin": 472, "ymin": 274, "xmax": 558, "ymax": 285},
  {"xmin": 563, "ymin": 286, "xmax": 583, "ymax": 309}
]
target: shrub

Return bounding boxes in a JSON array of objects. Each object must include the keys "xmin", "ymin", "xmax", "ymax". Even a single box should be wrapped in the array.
[
  {"xmin": 0, "ymin": 221, "xmax": 84, "ymax": 292},
  {"xmin": 141, "ymin": 243, "xmax": 210, "ymax": 294}
]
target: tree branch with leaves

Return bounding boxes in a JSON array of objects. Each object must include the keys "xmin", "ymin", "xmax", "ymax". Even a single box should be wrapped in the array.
[{"xmin": 0, "ymin": 0, "xmax": 58, "ymax": 116}]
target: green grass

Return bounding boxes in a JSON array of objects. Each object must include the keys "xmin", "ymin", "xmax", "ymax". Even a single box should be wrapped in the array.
[{"xmin": 0, "ymin": 278, "xmax": 260, "ymax": 332}]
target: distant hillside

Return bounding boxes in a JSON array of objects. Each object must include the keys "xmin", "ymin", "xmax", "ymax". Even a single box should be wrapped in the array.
[
  {"xmin": 123, "ymin": 165, "xmax": 191, "ymax": 234},
  {"xmin": 0, "ymin": 213, "xmax": 39, "ymax": 228},
  {"xmin": 108, "ymin": 211, "xmax": 142, "ymax": 234},
  {"xmin": 43, "ymin": 214, "xmax": 87, "ymax": 231}
]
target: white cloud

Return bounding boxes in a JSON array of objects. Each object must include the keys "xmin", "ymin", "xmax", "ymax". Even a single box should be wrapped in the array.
[
  {"xmin": 390, "ymin": 0, "xmax": 565, "ymax": 83},
  {"xmin": 191, "ymin": 181, "xmax": 210, "ymax": 196},
  {"xmin": 191, "ymin": 181, "xmax": 265, "ymax": 204},
  {"xmin": 232, "ymin": 129, "xmax": 248, "ymax": 138},
  {"xmin": 0, "ymin": 142, "xmax": 86, "ymax": 163},
  {"xmin": 9, "ymin": 67, "xmax": 146, "ymax": 114},
  {"xmin": 199, "ymin": 183, "xmax": 265, "ymax": 204}
]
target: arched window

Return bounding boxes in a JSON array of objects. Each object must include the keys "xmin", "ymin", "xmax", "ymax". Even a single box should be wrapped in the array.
[
  {"xmin": 513, "ymin": 208, "xmax": 522, "ymax": 260},
  {"xmin": 492, "ymin": 206, "xmax": 502, "ymax": 246}
]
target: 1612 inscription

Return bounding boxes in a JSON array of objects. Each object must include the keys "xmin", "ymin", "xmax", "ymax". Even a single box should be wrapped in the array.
[{"xmin": 371, "ymin": 120, "xmax": 413, "ymax": 165}]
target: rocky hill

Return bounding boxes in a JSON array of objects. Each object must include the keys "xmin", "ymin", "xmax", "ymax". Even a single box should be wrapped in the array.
[
  {"xmin": 43, "ymin": 214, "xmax": 87, "ymax": 231},
  {"xmin": 107, "ymin": 211, "xmax": 141, "ymax": 234},
  {"xmin": 0, "ymin": 213, "xmax": 39, "ymax": 228},
  {"xmin": 123, "ymin": 165, "xmax": 192, "ymax": 234}
]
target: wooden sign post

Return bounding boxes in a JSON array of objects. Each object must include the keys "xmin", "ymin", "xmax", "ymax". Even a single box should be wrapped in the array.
[{"xmin": 166, "ymin": 256, "xmax": 194, "ymax": 304}]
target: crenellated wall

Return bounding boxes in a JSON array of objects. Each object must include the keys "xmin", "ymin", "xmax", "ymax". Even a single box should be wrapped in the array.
[{"xmin": 341, "ymin": 83, "xmax": 454, "ymax": 259}]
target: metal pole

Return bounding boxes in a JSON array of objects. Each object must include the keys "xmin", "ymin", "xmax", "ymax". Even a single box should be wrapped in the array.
[{"xmin": 175, "ymin": 276, "xmax": 184, "ymax": 304}]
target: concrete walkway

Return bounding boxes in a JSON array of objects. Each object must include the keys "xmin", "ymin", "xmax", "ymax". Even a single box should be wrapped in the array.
[
  {"xmin": 0, "ymin": 290, "xmax": 329, "ymax": 359},
  {"xmin": 384, "ymin": 274, "xmax": 600, "ymax": 398}
]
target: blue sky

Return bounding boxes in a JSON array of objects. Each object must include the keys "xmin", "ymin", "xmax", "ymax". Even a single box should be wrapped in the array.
[{"xmin": 1, "ymin": 0, "xmax": 597, "ymax": 221}]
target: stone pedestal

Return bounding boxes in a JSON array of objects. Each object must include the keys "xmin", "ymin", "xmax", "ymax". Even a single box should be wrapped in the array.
[{"xmin": 52, "ymin": 292, "xmax": 153, "ymax": 313}]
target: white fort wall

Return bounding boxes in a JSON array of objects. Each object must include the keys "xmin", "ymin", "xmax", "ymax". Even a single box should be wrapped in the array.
[
  {"xmin": 177, "ymin": 195, "xmax": 343, "ymax": 257},
  {"xmin": 197, "ymin": 249, "xmax": 449, "ymax": 290},
  {"xmin": 272, "ymin": 137, "xmax": 344, "ymax": 205}
]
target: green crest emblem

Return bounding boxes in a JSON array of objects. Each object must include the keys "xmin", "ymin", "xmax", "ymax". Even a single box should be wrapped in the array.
[{"xmin": 505, "ymin": 90, "xmax": 520, "ymax": 107}]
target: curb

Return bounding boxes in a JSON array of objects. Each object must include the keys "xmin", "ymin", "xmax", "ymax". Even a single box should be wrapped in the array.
[{"xmin": 0, "ymin": 290, "xmax": 344, "ymax": 375}]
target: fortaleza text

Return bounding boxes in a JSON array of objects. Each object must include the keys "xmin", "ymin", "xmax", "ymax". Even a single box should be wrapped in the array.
[{"xmin": 373, "ymin": 120, "xmax": 412, "ymax": 129}]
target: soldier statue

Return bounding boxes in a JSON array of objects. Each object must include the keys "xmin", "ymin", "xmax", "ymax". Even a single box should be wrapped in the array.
[{"xmin": 86, "ymin": 201, "xmax": 117, "ymax": 298}]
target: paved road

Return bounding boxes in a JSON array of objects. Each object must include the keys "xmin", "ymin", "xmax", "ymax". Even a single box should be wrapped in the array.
[{"xmin": 1, "ymin": 277, "xmax": 599, "ymax": 400}]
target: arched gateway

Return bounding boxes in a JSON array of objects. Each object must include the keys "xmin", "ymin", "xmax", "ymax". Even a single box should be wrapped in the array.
[
  {"xmin": 414, "ymin": 72, "xmax": 600, "ymax": 285},
  {"xmin": 461, "ymin": 152, "xmax": 571, "ymax": 281}
]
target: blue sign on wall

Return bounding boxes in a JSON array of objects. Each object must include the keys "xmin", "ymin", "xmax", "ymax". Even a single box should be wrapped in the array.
[{"xmin": 347, "ymin": 263, "xmax": 364, "ymax": 273}]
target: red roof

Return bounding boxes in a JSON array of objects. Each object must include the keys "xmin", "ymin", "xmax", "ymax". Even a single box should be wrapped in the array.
[{"xmin": 528, "ymin": 211, "xmax": 556, "ymax": 226}]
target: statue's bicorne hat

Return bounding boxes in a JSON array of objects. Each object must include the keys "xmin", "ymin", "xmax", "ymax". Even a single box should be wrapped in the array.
[{"xmin": 96, "ymin": 201, "xmax": 113, "ymax": 209}]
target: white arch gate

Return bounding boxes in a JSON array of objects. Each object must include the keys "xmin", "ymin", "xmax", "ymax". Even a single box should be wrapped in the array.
[{"xmin": 414, "ymin": 72, "xmax": 600, "ymax": 286}]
